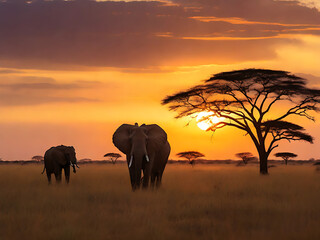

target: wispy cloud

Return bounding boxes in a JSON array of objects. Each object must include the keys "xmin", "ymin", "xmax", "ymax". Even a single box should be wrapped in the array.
[
  {"xmin": 0, "ymin": 69, "xmax": 24, "ymax": 74},
  {"xmin": 180, "ymin": 35, "xmax": 286, "ymax": 41},
  {"xmin": 190, "ymin": 16, "xmax": 320, "ymax": 27},
  {"xmin": 0, "ymin": 76, "xmax": 101, "ymax": 106},
  {"xmin": 0, "ymin": 0, "xmax": 319, "ymax": 69}
]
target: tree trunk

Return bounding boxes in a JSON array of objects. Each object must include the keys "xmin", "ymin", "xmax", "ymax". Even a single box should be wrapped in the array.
[{"xmin": 259, "ymin": 151, "xmax": 268, "ymax": 175}]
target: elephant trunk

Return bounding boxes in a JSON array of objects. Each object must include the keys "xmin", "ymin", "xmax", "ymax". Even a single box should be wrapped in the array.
[
  {"xmin": 130, "ymin": 142, "xmax": 149, "ymax": 189},
  {"xmin": 128, "ymin": 154, "xmax": 148, "ymax": 168},
  {"xmin": 134, "ymin": 153, "xmax": 143, "ymax": 184},
  {"xmin": 70, "ymin": 162, "xmax": 76, "ymax": 173},
  {"xmin": 132, "ymin": 152, "xmax": 145, "ymax": 189}
]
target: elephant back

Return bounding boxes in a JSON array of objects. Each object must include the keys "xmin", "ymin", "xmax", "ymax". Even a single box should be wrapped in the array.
[{"xmin": 44, "ymin": 145, "xmax": 68, "ymax": 166}]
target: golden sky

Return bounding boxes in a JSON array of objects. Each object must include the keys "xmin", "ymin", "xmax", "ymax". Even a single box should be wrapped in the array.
[{"xmin": 0, "ymin": 0, "xmax": 319, "ymax": 160}]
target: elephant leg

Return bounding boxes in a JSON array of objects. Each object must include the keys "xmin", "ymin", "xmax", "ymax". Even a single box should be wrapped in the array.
[
  {"xmin": 156, "ymin": 173, "xmax": 163, "ymax": 188},
  {"xmin": 64, "ymin": 166, "xmax": 70, "ymax": 184},
  {"xmin": 142, "ymin": 163, "xmax": 153, "ymax": 189},
  {"xmin": 55, "ymin": 173, "xmax": 62, "ymax": 183},
  {"xmin": 135, "ymin": 170, "xmax": 142, "ymax": 190},
  {"xmin": 55, "ymin": 169, "xmax": 62, "ymax": 183},
  {"xmin": 46, "ymin": 172, "xmax": 52, "ymax": 185},
  {"xmin": 142, "ymin": 170, "xmax": 150, "ymax": 189},
  {"xmin": 150, "ymin": 174, "xmax": 156, "ymax": 189}
]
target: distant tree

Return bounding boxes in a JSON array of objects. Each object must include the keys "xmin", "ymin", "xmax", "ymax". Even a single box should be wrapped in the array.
[
  {"xmin": 104, "ymin": 153, "xmax": 122, "ymax": 164},
  {"xmin": 31, "ymin": 155, "xmax": 44, "ymax": 162},
  {"xmin": 78, "ymin": 158, "xmax": 92, "ymax": 163},
  {"xmin": 162, "ymin": 69, "xmax": 320, "ymax": 174},
  {"xmin": 274, "ymin": 152, "xmax": 298, "ymax": 165},
  {"xmin": 235, "ymin": 152, "xmax": 257, "ymax": 164},
  {"xmin": 176, "ymin": 151, "xmax": 205, "ymax": 166}
]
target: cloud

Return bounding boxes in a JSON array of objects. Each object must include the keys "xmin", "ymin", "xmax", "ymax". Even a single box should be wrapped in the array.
[
  {"xmin": 0, "ymin": 93, "xmax": 98, "ymax": 106},
  {"xmin": 295, "ymin": 73, "xmax": 320, "ymax": 87},
  {"xmin": 0, "ymin": 0, "xmax": 319, "ymax": 69},
  {"xmin": 174, "ymin": 0, "xmax": 320, "ymax": 24},
  {"xmin": 0, "ymin": 76, "xmax": 101, "ymax": 106},
  {"xmin": 0, "ymin": 69, "xmax": 24, "ymax": 74},
  {"xmin": 281, "ymin": 0, "xmax": 320, "ymax": 11}
]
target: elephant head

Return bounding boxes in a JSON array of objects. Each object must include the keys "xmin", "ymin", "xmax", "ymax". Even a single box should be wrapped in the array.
[
  {"xmin": 113, "ymin": 123, "xmax": 168, "ymax": 189},
  {"xmin": 56, "ymin": 145, "xmax": 79, "ymax": 173}
]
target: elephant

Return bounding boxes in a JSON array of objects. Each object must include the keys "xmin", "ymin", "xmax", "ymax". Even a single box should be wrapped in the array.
[
  {"xmin": 41, "ymin": 145, "xmax": 79, "ymax": 184},
  {"xmin": 113, "ymin": 123, "xmax": 170, "ymax": 190}
]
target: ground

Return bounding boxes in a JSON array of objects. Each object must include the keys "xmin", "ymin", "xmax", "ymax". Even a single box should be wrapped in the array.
[{"xmin": 0, "ymin": 164, "xmax": 319, "ymax": 240}]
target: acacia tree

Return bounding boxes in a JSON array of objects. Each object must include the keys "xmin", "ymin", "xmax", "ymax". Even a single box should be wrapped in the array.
[
  {"xmin": 31, "ymin": 155, "xmax": 44, "ymax": 162},
  {"xmin": 162, "ymin": 69, "xmax": 320, "ymax": 174},
  {"xmin": 176, "ymin": 151, "xmax": 205, "ymax": 166},
  {"xmin": 235, "ymin": 152, "xmax": 257, "ymax": 164},
  {"xmin": 274, "ymin": 152, "xmax": 297, "ymax": 165},
  {"xmin": 104, "ymin": 153, "xmax": 121, "ymax": 164}
]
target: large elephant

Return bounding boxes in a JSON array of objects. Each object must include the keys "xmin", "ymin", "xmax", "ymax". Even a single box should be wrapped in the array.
[
  {"xmin": 113, "ymin": 123, "xmax": 170, "ymax": 190},
  {"xmin": 42, "ymin": 145, "xmax": 79, "ymax": 184}
]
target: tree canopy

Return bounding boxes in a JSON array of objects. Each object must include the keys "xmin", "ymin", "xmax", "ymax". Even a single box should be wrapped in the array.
[
  {"xmin": 235, "ymin": 152, "xmax": 257, "ymax": 164},
  {"xmin": 31, "ymin": 155, "xmax": 44, "ymax": 161},
  {"xmin": 176, "ymin": 151, "xmax": 205, "ymax": 165},
  {"xmin": 163, "ymin": 69, "xmax": 320, "ymax": 174},
  {"xmin": 274, "ymin": 152, "xmax": 297, "ymax": 165},
  {"xmin": 104, "ymin": 153, "xmax": 122, "ymax": 164}
]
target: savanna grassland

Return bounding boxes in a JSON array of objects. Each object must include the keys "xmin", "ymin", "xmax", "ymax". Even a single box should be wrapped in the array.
[{"xmin": 0, "ymin": 164, "xmax": 320, "ymax": 240}]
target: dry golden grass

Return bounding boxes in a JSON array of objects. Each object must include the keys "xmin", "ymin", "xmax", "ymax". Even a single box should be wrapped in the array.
[{"xmin": 0, "ymin": 164, "xmax": 320, "ymax": 240}]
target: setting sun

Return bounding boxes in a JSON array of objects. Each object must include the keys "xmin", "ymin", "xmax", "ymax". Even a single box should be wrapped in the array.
[{"xmin": 196, "ymin": 111, "xmax": 224, "ymax": 131}]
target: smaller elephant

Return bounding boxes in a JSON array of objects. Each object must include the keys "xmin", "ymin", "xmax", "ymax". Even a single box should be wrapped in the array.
[{"xmin": 42, "ymin": 145, "xmax": 79, "ymax": 184}]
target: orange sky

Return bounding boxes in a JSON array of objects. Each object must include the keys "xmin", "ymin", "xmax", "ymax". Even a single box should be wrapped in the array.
[{"xmin": 0, "ymin": 0, "xmax": 319, "ymax": 160}]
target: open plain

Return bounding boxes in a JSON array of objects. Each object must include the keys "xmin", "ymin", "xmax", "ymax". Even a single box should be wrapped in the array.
[{"xmin": 0, "ymin": 164, "xmax": 320, "ymax": 240}]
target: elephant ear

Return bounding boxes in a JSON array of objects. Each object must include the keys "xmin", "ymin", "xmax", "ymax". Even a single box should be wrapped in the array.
[
  {"xmin": 143, "ymin": 124, "xmax": 168, "ymax": 152},
  {"xmin": 112, "ymin": 124, "xmax": 134, "ymax": 154}
]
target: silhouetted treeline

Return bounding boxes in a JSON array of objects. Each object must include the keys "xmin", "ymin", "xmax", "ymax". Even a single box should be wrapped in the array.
[
  {"xmin": 170, "ymin": 159, "xmax": 318, "ymax": 165},
  {"xmin": 0, "ymin": 159, "xmax": 318, "ymax": 165},
  {"xmin": 0, "ymin": 160, "xmax": 44, "ymax": 165}
]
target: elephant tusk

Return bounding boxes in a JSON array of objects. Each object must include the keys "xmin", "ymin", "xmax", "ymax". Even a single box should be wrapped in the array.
[
  {"xmin": 146, "ymin": 155, "xmax": 150, "ymax": 162},
  {"xmin": 129, "ymin": 155, "xmax": 133, "ymax": 168}
]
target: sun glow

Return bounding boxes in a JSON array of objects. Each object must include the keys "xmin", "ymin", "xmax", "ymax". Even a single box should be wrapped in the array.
[{"xmin": 196, "ymin": 111, "xmax": 223, "ymax": 131}]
